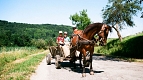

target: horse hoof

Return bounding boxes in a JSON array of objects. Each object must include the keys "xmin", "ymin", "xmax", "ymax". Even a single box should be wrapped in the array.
[
  {"xmin": 90, "ymin": 71, "xmax": 94, "ymax": 75},
  {"xmin": 82, "ymin": 73, "xmax": 86, "ymax": 77}
]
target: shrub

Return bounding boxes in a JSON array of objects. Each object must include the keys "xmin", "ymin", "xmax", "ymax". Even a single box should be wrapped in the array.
[
  {"xmin": 47, "ymin": 38, "xmax": 56, "ymax": 46},
  {"xmin": 97, "ymin": 33, "xmax": 143, "ymax": 59},
  {"xmin": 31, "ymin": 39, "xmax": 47, "ymax": 49}
]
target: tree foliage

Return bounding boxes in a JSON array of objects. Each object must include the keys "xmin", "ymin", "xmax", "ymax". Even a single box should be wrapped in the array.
[
  {"xmin": 127, "ymin": 0, "xmax": 143, "ymax": 18},
  {"xmin": 102, "ymin": 0, "xmax": 142, "ymax": 29},
  {"xmin": 0, "ymin": 20, "xmax": 72, "ymax": 47},
  {"xmin": 69, "ymin": 9, "xmax": 92, "ymax": 30}
]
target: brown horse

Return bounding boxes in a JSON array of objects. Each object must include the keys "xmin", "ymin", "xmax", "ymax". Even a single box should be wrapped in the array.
[
  {"xmin": 71, "ymin": 23, "xmax": 109, "ymax": 77},
  {"xmin": 97, "ymin": 24, "xmax": 112, "ymax": 46}
]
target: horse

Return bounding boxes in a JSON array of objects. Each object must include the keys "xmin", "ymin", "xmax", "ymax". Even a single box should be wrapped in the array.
[
  {"xmin": 96, "ymin": 24, "xmax": 112, "ymax": 46},
  {"xmin": 71, "ymin": 23, "xmax": 110, "ymax": 77}
]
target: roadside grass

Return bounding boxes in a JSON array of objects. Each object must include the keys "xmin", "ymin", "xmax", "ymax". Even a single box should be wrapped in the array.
[
  {"xmin": 0, "ymin": 47, "xmax": 47, "ymax": 80},
  {"xmin": 94, "ymin": 33, "xmax": 143, "ymax": 60},
  {"xmin": 0, "ymin": 47, "xmax": 40, "ymax": 73},
  {"xmin": 0, "ymin": 47, "xmax": 37, "ymax": 53}
]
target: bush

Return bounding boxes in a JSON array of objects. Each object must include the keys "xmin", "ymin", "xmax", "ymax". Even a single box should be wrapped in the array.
[
  {"xmin": 47, "ymin": 38, "xmax": 56, "ymax": 46},
  {"xmin": 31, "ymin": 39, "xmax": 47, "ymax": 49}
]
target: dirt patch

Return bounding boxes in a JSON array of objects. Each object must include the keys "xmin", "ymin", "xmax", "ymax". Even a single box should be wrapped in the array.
[
  {"xmin": 12, "ymin": 58, "xmax": 27, "ymax": 64},
  {"xmin": 12, "ymin": 50, "xmax": 48, "ymax": 64}
]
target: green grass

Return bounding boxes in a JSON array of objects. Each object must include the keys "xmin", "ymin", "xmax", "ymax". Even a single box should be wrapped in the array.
[
  {"xmin": 0, "ymin": 47, "xmax": 47, "ymax": 80},
  {"xmin": 95, "ymin": 33, "xmax": 143, "ymax": 59},
  {"xmin": 0, "ymin": 47, "xmax": 37, "ymax": 53},
  {"xmin": 0, "ymin": 53, "xmax": 46, "ymax": 80},
  {"xmin": 0, "ymin": 47, "xmax": 40, "ymax": 70}
]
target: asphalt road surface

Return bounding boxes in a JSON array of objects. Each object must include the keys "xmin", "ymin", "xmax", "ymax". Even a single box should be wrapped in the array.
[{"xmin": 30, "ymin": 55, "xmax": 143, "ymax": 80}]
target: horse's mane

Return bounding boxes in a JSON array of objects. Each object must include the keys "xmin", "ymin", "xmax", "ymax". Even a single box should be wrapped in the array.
[{"xmin": 83, "ymin": 23, "xmax": 103, "ymax": 34}]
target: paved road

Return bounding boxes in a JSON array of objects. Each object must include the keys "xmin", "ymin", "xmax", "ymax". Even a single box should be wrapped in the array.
[{"xmin": 30, "ymin": 55, "xmax": 143, "ymax": 80}]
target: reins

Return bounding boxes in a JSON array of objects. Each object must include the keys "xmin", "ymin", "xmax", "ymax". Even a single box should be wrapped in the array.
[{"xmin": 72, "ymin": 33, "xmax": 95, "ymax": 50}]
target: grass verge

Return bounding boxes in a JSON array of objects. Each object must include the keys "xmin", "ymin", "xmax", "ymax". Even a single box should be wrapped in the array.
[
  {"xmin": 95, "ymin": 33, "xmax": 143, "ymax": 59},
  {"xmin": 0, "ymin": 47, "xmax": 48, "ymax": 80}
]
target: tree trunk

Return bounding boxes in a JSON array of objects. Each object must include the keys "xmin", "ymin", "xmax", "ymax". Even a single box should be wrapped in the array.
[{"xmin": 112, "ymin": 24, "xmax": 122, "ymax": 41}]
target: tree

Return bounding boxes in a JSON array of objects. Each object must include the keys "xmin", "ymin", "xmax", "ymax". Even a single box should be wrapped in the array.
[
  {"xmin": 127, "ymin": 0, "xmax": 143, "ymax": 18},
  {"xmin": 0, "ymin": 20, "xmax": 72, "ymax": 47},
  {"xmin": 69, "ymin": 9, "xmax": 92, "ymax": 30},
  {"xmin": 102, "ymin": 0, "xmax": 142, "ymax": 41}
]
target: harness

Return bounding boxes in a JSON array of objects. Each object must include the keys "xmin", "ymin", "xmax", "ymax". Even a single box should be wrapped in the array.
[
  {"xmin": 70, "ymin": 33, "xmax": 95, "ymax": 59},
  {"xmin": 71, "ymin": 33, "xmax": 95, "ymax": 50}
]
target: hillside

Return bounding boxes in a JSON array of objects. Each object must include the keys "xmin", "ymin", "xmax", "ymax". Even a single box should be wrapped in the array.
[
  {"xmin": 0, "ymin": 20, "xmax": 72, "ymax": 47},
  {"xmin": 97, "ymin": 32, "xmax": 143, "ymax": 58}
]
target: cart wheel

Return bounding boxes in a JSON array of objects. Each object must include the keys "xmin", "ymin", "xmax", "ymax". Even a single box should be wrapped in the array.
[
  {"xmin": 55, "ymin": 55, "xmax": 61, "ymax": 69},
  {"xmin": 46, "ymin": 53, "xmax": 51, "ymax": 65}
]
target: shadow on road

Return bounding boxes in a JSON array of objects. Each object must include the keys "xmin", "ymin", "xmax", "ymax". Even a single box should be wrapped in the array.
[
  {"xmin": 60, "ymin": 62, "xmax": 104, "ymax": 74},
  {"xmin": 92, "ymin": 53, "xmax": 132, "ymax": 62},
  {"xmin": 92, "ymin": 54, "xmax": 120, "ymax": 61},
  {"xmin": 49, "ymin": 54, "xmax": 128, "ymax": 74}
]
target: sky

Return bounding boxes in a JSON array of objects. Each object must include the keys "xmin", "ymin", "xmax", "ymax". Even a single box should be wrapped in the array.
[{"xmin": 0, "ymin": 0, "xmax": 143, "ymax": 38}]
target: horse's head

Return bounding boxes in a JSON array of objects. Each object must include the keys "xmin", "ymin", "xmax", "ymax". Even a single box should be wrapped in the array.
[
  {"xmin": 98, "ymin": 33, "xmax": 107, "ymax": 46},
  {"xmin": 98, "ymin": 24, "xmax": 112, "ymax": 46}
]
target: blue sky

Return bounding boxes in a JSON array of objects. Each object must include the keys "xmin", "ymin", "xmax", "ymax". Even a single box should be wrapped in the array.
[{"xmin": 0, "ymin": 0, "xmax": 143, "ymax": 38}]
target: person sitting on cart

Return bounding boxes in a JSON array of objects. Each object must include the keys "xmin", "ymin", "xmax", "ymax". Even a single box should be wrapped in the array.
[
  {"xmin": 56, "ymin": 31, "xmax": 64, "ymax": 46},
  {"xmin": 62, "ymin": 31, "xmax": 71, "ymax": 57},
  {"xmin": 64, "ymin": 31, "xmax": 70, "ymax": 45}
]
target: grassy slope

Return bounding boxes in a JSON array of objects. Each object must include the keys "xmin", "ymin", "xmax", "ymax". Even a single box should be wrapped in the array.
[
  {"xmin": 96, "ymin": 33, "xmax": 143, "ymax": 59},
  {"xmin": 0, "ymin": 47, "xmax": 47, "ymax": 80}
]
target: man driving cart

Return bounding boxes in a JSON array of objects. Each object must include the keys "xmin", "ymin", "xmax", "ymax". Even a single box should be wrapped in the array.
[{"xmin": 56, "ymin": 31, "xmax": 64, "ymax": 46}]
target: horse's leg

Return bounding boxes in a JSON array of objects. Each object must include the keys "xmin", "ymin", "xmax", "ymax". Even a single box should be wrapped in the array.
[
  {"xmin": 82, "ymin": 56, "xmax": 86, "ymax": 77},
  {"xmin": 79, "ymin": 52, "xmax": 82, "ymax": 68},
  {"xmin": 73, "ymin": 54, "xmax": 76, "ymax": 69},
  {"xmin": 89, "ymin": 52, "xmax": 94, "ymax": 75},
  {"xmin": 81, "ymin": 49, "xmax": 86, "ymax": 77},
  {"xmin": 72, "ymin": 52, "xmax": 76, "ymax": 69},
  {"xmin": 70, "ymin": 48, "xmax": 76, "ymax": 68},
  {"xmin": 72, "ymin": 50, "xmax": 76, "ymax": 69}
]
